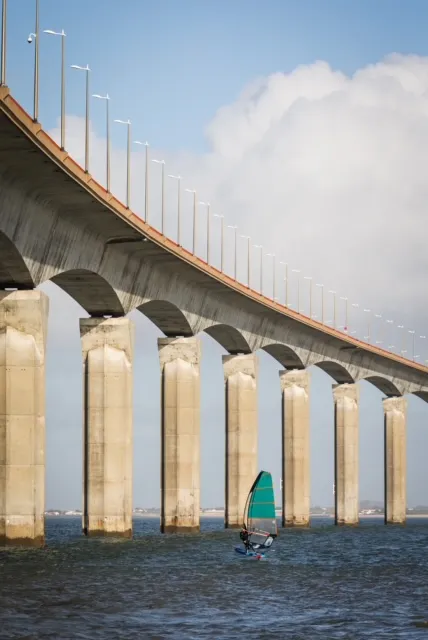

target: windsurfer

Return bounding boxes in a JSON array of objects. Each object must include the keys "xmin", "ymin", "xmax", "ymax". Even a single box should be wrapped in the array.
[{"xmin": 239, "ymin": 527, "xmax": 250, "ymax": 550}]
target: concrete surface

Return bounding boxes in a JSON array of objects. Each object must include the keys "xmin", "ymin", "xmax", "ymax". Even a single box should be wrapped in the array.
[
  {"xmin": 158, "ymin": 337, "xmax": 200, "ymax": 533},
  {"xmin": 223, "ymin": 353, "xmax": 258, "ymax": 528},
  {"xmin": 280, "ymin": 369, "xmax": 310, "ymax": 527},
  {"xmin": 80, "ymin": 317, "xmax": 134, "ymax": 537},
  {"xmin": 0, "ymin": 290, "xmax": 48, "ymax": 546}
]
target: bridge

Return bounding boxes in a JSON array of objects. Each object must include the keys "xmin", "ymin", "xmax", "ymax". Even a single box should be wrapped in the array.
[{"xmin": 1, "ymin": 2, "xmax": 427, "ymax": 545}]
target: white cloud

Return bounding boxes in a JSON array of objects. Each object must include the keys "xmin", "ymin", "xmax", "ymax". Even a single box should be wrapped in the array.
[{"xmin": 50, "ymin": 53, "xmax": 428, "ymax": 352}]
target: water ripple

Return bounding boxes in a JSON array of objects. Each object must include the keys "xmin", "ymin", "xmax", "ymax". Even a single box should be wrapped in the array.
[{"xmin": 1, "ymin": 517, "xmax": 428, "ymax": 639}]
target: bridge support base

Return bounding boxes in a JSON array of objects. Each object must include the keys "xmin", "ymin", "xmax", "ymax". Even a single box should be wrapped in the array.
[
  {"xmin": 333, "ymin": 383, "xmax": 359, "ymax": 526},
  {"xmin": 280, "ymin": 369, "xmax": 310, "ymax": 527},
  {"xmin": 383, "ymin": 396, "xmax": 406, "ymax": 525},
  {"xmin": 223, "ymin": 354, "xmax": 258, "ymax": 528},
  {"xmin": 81, "ymin": 317, "xmax": 133, "ymax": 538},
  {"xmin": 158, "ymin": 337, "xmax": 200, "ymax": 533},
  {"xmin": 0, "ymin": 290, "xmax": 48, "ymax": 547}
]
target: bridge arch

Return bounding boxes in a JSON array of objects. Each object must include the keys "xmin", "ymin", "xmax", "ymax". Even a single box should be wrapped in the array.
[
  {"xmin": 50, "ymin": 269, "xmax": 124, "ymax": 316},
  {"xmin": 204, "ymin": 324, "xmax": 251, "ymax": 354},
  {"xmin": 138, "ymin": 300, "xmax": 193, "ymax": 337},
  {"xmin": 0, "ymin": 230, "xmax": 34, "ymax": 289},
  {"xmin": 262, "ymin": 343, "xmax": 305, "ymax": 369},
  {"xmin": 312, "ymin": 360, "xmax": 355, "ymax": 384},
  {"xmin": 412, "ymin": 390, "xmax": 428, "ymax": 403},
  {"xmin": 363, "ymin": 375, "xmax": 402, "ymax": 397}
]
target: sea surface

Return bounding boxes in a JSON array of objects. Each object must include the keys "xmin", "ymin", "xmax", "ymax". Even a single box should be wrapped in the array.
[{"xmin": 1, "ymin": 516, "xmax": 428, "ymax": 639}]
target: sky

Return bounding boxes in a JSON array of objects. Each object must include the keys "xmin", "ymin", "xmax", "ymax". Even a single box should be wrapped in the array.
[{"xmin": 3, "ymin": 0, "xmax": 428, "ymax": 510}]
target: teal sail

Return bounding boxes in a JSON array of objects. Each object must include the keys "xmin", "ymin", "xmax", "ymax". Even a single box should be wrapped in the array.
[{"xmin": 243, "ymin": 471, "xmax": 278, "ymax": 547}]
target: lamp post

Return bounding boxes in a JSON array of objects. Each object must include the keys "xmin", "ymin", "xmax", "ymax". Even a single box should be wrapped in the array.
[
  {"xmin": 1, "ymin": 0, "xmax": 7, "ymax": 86},
  {"xmin": 71, "ymin": 64, "xmax": 90, "ymax": 172},
  {"xmin": 292, "ymin": 269, "xmax": 301, "ymax": 312},
  {"xmin": 279, "ymin": 262, "xmax": 288, "ymax": 307},
  {"xmin": 44, "ymin": 29, "xmax": 66, "ymax": 150},
  {"xmin": 374, "ymin": 313, "xmax": 382, "ymax": 344},
  {"xmin": 134, "ymin": 141, "xmax": 149, "ymax": 222},
  {"xmin": 228, "ymin": 225, "xmax": 238, "ymax": 279},
  {"xmin": 397, "ymin": 325, "xmax": 405, "ymax": 355},
  {"xmin": 241, "ymin": 235, "xmax": 250, "ymax": 287},
  {"xmin": 386, "ymin": 319, "xmax": 393, "ymax": 352},
  {"xmin": 214, "ymin": 214, "xmax": 224, "ymax": 272},
  {"xmin": 266, "ymin": 253, "xmax": 276, "ymax": 301},
  {"xmin": 363, "ymin": 309, "xmax": 371, "ymax": 343},
  {"xmin": 419, "ymin": 336, "xmax": 426, "ymax": 363},
  {"xmin": 254, "ymin": 245, "xmax": 263, "ymax": 294},
  {"xmin": 316, "ymin": 283, "xmax": 324, "ymax": 323},
  {"xmin": 27, "ymin": 0, "xmax": 40, "ymax": 121},
  {"xmin": 350, "ymin": 302, "xmax": 359, "ymax": 334},
  {"xmin": 185, "ymin": 189, "xmax": 197, "ymax": 255},
  {"xmin": 168, "ymin": 175, "xmax": 182, "ymax": 245},
  {"xmin": 340, "ymin": 296, "xmax": 348, "ymax": 332},
  {"xmin": 328, "ymin": 290, "xmax": 337, "ymax": 328},
  {"xmin": 408, "ymin": 330, "xmax": 415, "ymax": 361},
  {"xmin": 199, "ymin": 202, "xmax": 211, "ymax": 264},
  {"xmin": 152, "ymin": 159, "xmax": 165, "ymax": 234},
  {"xmin": 92, "ymin": 94, "xmax": 110, "ymax": 191},
  {"xmin": 114, "ymin": 119, "xmax": 131, "ymax": 208},
  {"xmin": 340, "ymin": 296, "xmax": 348, "ymax": 333},
  {"xmin": 304, "ymin": 276, "xmax": 312, "ymax": 318}
]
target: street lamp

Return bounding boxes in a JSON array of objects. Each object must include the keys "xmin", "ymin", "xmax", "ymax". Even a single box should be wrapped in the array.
[
  {"xmin": 152, "ymin": 159, "xmax": 165, "ymax": 234},
  {"xmin": 420, "ymin": 336, "xmax": 426, "ymax": 363},
  {"xmin": 304, "ymin": 276, "xmax": 312, "ymax": 318},
  {"xmin": 374, "ymin": 314, "xmax": 382, "ymax": 344},
  {"xmin": 254, "ymin": 245, "xmax": 263, "ymax": 294},
  {"xmin": 363, "ymin": 309, "xmax": 371, "ymax": 343},
  {"xmin": 44, "ymin": 29, "xmax": 66, "ymax": 150},
  {"xmin": 266, "ymin": 253, "xmax": 276, "ymax": 301},
  {"xmin": 386, "ymin": 319, "xmax": 393, "ymax": 352},
  {"xmin": 200, "ymin": 202, "xmax": 211, "ymax": 263},
  {"xmin": 351, "ymin": 303, "xmax": 359, "ymax": 334},
  {"xmin": 228, "ymin": 225, "xmax": 238, "ymax": 279},
  {"xmin": 214, "ymin": 214, "xmax": 224, "ymax": 272},
  {"xmin": 408, "ymin": 330, "xmax": 415, "ymax": 361},
  {"xmin": 316, "ymin": 284, "xmax": 324, "ymax": 323},
  {"xmin": 397, "ymin": 325, "xmax": 405, "ymax": 354},
  {"xmin": 114, "ymin": 119, "xmax": 131, "ymax": 208},
  {"xmin": 328, "ymin": 291, "xmax": 337, "ymax": 328},
  {"xmin": 1, "ymin": 0, "xmax": 6, "ymax": 86},
  {"xmin": 27, "ymin": 0, "xmax": 40, "ymax": 121},
  {"xmin": 168, "ymin": 174, "xmax": 182, "ymax": 245},
  {"xmin": 340, "ymin": 297, "xmax": 348, "ymax": 332},
  {"xmin": 71, "ymin": 64, "xmax": 90, "ymax": 172},
  {"xmin": 92, "ymin": 94, "xmax": 110, "ymax": 191},
  {"xmin": 134, "ymin": 141, "xmax": 149, "ymax": 222},
  {"xmin": 241, "ymin": 235, "xmax": 251, "ymax": 287},
  {"xmin": 292, "ymin": 269, "xmax": 301, "ymax": 312},
  {"xmin": 280, "ymin": 262, "xmax": 288, "ymax": 307},
  {"xmin": 185, "ymin": 189, "xmax": 197, "ymax": 255}
]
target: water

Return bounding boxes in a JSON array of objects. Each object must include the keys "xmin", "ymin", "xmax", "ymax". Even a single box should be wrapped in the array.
[{"xmin": 1, "ymin": 517, "xmax": 428, "ymax": 639}]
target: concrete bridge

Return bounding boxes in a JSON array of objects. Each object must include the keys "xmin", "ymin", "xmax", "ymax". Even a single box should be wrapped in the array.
[{"xmin": 0, "ymin": 85, "xmax": 427, "ymax": 546}]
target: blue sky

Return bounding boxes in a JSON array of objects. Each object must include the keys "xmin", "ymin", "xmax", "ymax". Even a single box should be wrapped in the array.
[{"xmin": 3, "ymin": 0, "xmax": 428, "ymax": 510}]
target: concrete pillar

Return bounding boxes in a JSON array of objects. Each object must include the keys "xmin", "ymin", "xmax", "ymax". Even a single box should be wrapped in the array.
[
  {"xmin": 0, "ymin": 290, "xmax": 48, "ymax": 547},
  {"xmin": 223, "ymin": 353, "xmax": 258, "ymax": 528},
  {"xmin": 333, "ymin": 383, "xmax": 359, "ymax": 525},
  {"xmin": 158, "ymin": 337, "xmax": 200, "ymax": 533},
  {"xmin": 383, "ymin": 396, "xmax": 406, "ymax": 524},
  {"xmin": 81, "ymin": 317, "xmax": 133, "ymax": 538},
  {"xmin": 280, "ymin": 369, "xmax": 310, "ymax": 527}
]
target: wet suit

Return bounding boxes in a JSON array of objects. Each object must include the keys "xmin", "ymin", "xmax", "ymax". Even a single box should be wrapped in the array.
[{"xmin": 239, "ymin": 528, "xmax": 251, "ymax": 551}]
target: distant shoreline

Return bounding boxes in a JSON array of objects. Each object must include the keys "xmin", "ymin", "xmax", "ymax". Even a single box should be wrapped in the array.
[{"xmin": 44, "ymin": 513, "xmax": 428, "ymax": 519}]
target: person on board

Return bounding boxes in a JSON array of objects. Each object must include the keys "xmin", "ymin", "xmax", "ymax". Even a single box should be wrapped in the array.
[{"xmin": 239, "ymin": 527, "xmax": 250, "ymax": 550}]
